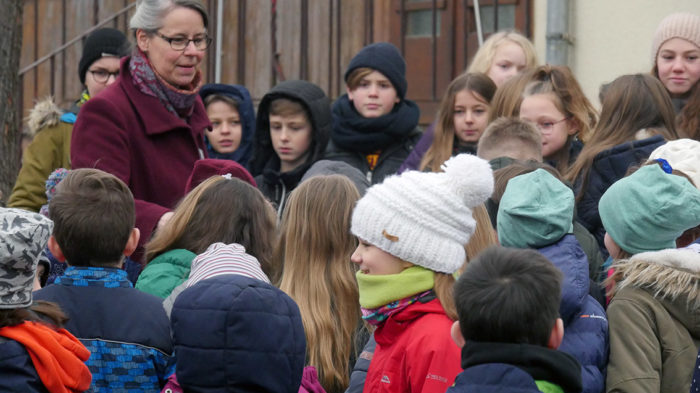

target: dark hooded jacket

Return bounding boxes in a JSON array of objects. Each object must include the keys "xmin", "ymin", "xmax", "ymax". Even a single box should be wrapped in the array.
[
  {"xmin": 249, "ymin": 80, "xmax": 331, "ymax": 215},
  {"xmin": 575, "ymin": 135, "xmax": 666, "ymax": 256},
  {"xmin": 199, "ymin": 84, "xmax": 256, "ymax": 169},
  {"xmin": 170, "ymin": 274, "xmax": 307, "ymax": 393}
]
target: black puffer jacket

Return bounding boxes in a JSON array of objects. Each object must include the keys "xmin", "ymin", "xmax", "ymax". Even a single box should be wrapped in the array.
[
  {"xmin": 171, "ymin": 275, "xmax": 307, "ymax": 393},
  {"xmin": 575, "ymin": 135, "xmax": 666, "ymax": 256},
  {"xmin": 249, "ymin": 80, "xmax": 331, "ymax": 214}
]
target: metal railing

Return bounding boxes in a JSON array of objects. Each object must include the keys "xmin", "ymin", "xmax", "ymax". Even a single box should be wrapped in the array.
[{"xmin": 18, "ymin": 2, "xmax": 136, "ymax": 117}]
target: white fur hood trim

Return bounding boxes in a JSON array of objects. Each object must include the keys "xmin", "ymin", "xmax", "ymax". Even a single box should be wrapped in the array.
[
  {"xmin": 614, "ymin": 248, "xmax": 700, "ymax": 309},
  {"xmin": 25, "ymin": 97, "xmax": 62, "ymax": 137}
]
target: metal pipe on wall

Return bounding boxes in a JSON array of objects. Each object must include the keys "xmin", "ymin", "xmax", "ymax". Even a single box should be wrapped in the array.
[
  {"xmin": 546, "ymin": 0, "xmax": 572, "ymax": 66},
  {"xmin": 215, "ymin": 0, "xmax": 223, "ymax": 82}
]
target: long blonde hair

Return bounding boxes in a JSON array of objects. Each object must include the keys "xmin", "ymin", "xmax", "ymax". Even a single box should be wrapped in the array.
[
  {"xmin": 145, "ymin": 176, "xmax": 277, "ymax": 276},
  {"xmin": 460, "ymin": 204, "xmax": 498, "ymax": 274},
  {"xmin": 467, "ymin": 30, "xmax": 538, "ymax": 75},
  {"xmin": 276, "ymin": 175, "xmax": 361, "ymax": 393},
  {"xmin": 420, "ymin": 73, "xmax": 496, "ymax": 172}
]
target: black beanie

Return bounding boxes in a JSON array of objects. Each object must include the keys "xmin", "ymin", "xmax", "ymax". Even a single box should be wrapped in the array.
[
  {"xmin": 78, "ymin": 28, "xmax": 130, "ymax": 85},
  {"xmin": 344, "ymin": 42, "xmax": 407, "ymax": 99}
]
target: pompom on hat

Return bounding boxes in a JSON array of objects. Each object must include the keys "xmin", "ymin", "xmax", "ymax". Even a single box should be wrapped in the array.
[
  {"xmin": 651, "ymin": 12, "xmax": 700, "ymax": 64},
  {"xmin": 0, "ymin": 208, "xmax": 54, "ymax": 308},
  {"xmin": 648, "ymin": 139, "xmax": 700, "ymax": 190},
  {"xmin": 351, "ymin": 154, "xmax": 494, "ymax": 274}
]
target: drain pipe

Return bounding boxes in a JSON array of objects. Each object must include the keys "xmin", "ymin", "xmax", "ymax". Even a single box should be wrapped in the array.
[
  {"xmin": 546, "ymin": 0, "xmax": 572, "ymax": 66},
  {"xmin": 474, "ymin": 0, "xmax": 484, "ymax": 46},
  {"xmin": 214, "ymin": 0, "xmax": 224, "ymax": 82}
]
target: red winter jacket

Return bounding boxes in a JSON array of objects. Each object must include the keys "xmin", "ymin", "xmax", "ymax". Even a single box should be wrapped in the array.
[
  {"xmin": 71, "ymin": 56, "xmax": 210, "ymax": 262},
  {"xmin": 364, "ymin": 298, "xmax": 462, "ymax": 393}
]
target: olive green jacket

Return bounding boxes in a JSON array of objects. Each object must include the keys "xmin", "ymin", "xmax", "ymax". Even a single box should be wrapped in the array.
[
  {"xmin": 606, "ymin": 248, "xmax": 700, "ymax": 393},
  {"xmin": 8, "ymin": 98, "xmax": 73, "ymax": 211}
]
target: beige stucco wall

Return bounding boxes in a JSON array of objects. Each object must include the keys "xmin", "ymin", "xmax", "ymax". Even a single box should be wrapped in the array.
[{"xmin": 532, "ymin": 0, "xmax": 700, "ymax": 107}]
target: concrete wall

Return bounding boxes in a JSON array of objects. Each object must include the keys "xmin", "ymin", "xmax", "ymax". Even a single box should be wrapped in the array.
[{"xmin": 532, "ymin": 0, "xmax": 700, "ymax": 107}]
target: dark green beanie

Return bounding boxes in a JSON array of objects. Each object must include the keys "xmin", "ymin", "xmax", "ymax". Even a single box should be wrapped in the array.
[
  {"xmin": 599, "ymin": 164, "xmax": 700, "ymax": 255},
  {"xmin": 497, "ymin": 169, "xmax": 574, "ymax": 248}
]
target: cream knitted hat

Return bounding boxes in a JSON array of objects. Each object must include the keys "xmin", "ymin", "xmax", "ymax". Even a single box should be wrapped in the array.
[
  {"xmin": 351, "ymin": 154, "xmax": 494, "ymax": 274},
  {"xmin": 651, "ymin": 12, "xmax": 700, "ymax": 64},
  {"xmin": 648, "ymin": 139, "xmax": 700, "ymax": 189}
]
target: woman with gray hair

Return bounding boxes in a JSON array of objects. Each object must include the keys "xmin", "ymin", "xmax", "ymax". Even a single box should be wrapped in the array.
[{"xmin": 70, "ymin": 0, "xmax": 213, "ymax": 264}]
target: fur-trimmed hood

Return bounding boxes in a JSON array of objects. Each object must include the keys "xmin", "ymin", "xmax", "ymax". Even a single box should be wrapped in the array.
[
  {"xmin": 25, "ymin": 97, "xmax": 62, "ymax": 137},
  {"xmin": 613, "ymin": 248, "xmax": 700, "ymax": 334}
]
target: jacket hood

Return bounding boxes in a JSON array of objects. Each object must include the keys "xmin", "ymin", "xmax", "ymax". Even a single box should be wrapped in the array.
[
  {"xmin": 249, "ymin": 80, "xmax": 331, "ymax": 176},
  {"xmin": 537, "ymin": 235, "xmax": 589, "ymax": 323},
  {"xmin": 199, "ymin": 83, "xmax": 256, "ymax": 169},
  {"xmin": 171, "ymin": 274, "xmax": 306, "ymax": 393},
  {"xmin": 26, "ymin": 97, "xmax": 63, "ymax": 137},
  {"xmin": 613, "ymin": 248, "xmax": 700, "ymax": 335},
  {"xmin": 590, "ymin": 135, "xmax": 666, "ymax": 180}
]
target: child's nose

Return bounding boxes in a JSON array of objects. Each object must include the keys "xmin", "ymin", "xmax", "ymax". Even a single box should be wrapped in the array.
[
  {"xmin": 369, "ymin": 84, "xmax": 379, "ymax": 96},
  {"xmin": 350, "ymin": 246, "xmax": 362, "ymax": 264},
  {"xmin": 671, "ymin": 58, "xmax": 685, "ymax": 72}
]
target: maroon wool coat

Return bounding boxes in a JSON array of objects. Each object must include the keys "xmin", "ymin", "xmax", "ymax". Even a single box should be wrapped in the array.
[{"xmin": 71, "ymin": 56, "xmax": 210, "ymax": 262}]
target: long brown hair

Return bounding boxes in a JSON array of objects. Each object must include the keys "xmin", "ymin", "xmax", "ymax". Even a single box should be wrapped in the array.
[
  {"xmin": 420, "ymin": 73, "xmax": 497, "ymax": 172},
  {"xmin": 488, "ymin": 67, "xmax": 539, "ymax": 122},
  {"xmin": 678, "ymin": 82, "xmax": 700, "ymax": 139},
  {"xmin": 0, "ymin": 301, "xmax": 67, "ymax": 329},
  {"xmin": 146, "ymin": 176, "xmax": 277, "ymax": 276},
  {"xmin": 276, "ymin": 175, "xmax": 361, "ymax": 393},
  {"xmin": 521, "ymin": 65, "xmax": 598, "ymax": 174},
  {"xmin": 566, "ymin": 74, "xmax": 680, "ymax": 199}
]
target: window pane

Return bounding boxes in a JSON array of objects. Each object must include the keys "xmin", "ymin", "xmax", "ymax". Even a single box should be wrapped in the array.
[
  {"xmin": 479, "ymin": 4, "xmax": 515, "ymax": 33},
  {"xmin": 406, "ymin": 10, "xmax": 441, "ymax": 37}
]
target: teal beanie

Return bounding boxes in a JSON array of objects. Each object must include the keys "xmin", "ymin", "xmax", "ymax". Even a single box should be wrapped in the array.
[
  {"xmin": 599, "ymin": 164, "xmax": 700, "ymax": 255},
  {"xmin": 497, "ymin": 169, "xmax": 574, "ymax": 248}
]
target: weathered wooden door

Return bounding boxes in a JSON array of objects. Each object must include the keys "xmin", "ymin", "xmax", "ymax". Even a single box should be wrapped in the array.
[{"xmin": 384, "ymin": 0, "xmax": 532, "ymax": 124}]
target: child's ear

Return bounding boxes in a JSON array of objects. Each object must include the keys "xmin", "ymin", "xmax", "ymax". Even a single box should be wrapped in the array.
[
  {"xmin": 566, "ymin": 118, "xmax": 580, "ymax": 136},
  {"xmin": 346, "ymin": 84, "xmax": 354, "ymax": 101},
  {"xmin": 547, "ymin": 318, "xmax": 565, "ymax": 350},
  {"xmin": 123, "ymin": 228, "xmax": 141, "ymax": 257},
  {"xmin": 450, "ymin": 321, "xmax": 466, "ymax": 348},
  {"xmin": 47, "ymin": 236, "xmax": 66, "ymax": 263}
]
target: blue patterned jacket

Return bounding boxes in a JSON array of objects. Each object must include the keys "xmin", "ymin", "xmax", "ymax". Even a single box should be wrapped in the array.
[{"xmin": 35, "ymin": 266, "xmax": 173, "ymax": 392}]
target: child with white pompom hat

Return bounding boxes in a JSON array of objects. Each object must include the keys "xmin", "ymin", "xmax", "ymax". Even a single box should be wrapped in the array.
[{"xmin": 349, "ymin": 153, "xmax": 494, "ymax": 393}]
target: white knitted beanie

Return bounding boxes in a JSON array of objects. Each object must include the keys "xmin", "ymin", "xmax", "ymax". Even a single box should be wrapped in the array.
[
  {"xmin": 351, "ymin": 154, "xmax": 494, "ymax": 274},
  {"xmin": 648, "ymin": 139, "xmax": 700, "ymax": 189},
  {"xmin": 651, "ymin": 12, "xmax": 700, "ymax": 64}
]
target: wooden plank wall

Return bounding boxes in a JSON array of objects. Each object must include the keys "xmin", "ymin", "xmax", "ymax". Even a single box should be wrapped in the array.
[{"xmin": 19, "ymin": 0, "xmax": 374, "ymax": 119}]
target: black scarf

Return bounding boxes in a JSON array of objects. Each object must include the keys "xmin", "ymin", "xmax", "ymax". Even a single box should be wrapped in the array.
[
  {"xmin": 331, "ymin": 94, "xmax": 420, "ymax": 153},
  {"xmin": 462, "ymin": 341, "xmax": 582, "ymax": 393}
]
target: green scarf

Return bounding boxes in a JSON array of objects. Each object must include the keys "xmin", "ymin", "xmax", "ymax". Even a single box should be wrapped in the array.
[{"xmin": 356, "ymin": 266, "xmax": 435, "ymax": 309}]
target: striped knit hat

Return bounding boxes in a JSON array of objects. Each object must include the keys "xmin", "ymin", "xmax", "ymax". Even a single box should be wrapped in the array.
[
  {"xmin": 186, "ymin": 242, "xmax": 270, "ymax": 287},
  {"xmin": 652, "ymin": 12, "xmax": 700, "ymax": 64}
]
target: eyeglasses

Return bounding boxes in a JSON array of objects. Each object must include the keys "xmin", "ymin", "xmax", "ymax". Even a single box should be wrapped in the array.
[
  {"xmin": 156, "ymin": 32, "xmax": 212, "ymax": 51},
  {"xmin": 88, "ymin": 70, "xmax": 119, "ymax": 84},
  {"xmin": 535, "ymin": 117, "xmax": 569, "ymax": 132}
]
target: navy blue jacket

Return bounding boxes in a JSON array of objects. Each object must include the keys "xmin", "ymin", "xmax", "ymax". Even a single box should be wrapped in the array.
[
  {"xmin": 0, "ymin": 338, "xmax": 48, "ymax": 393},
  {"xmin": 199, "ymin": 84, "xmax": 256, "ymax": 169},
  {"xmin": 170, "ymin": 274, "xmax": 306, "ymax": 393},
  {"xmin": 447, "ymin": 341, "xmax": 582, "ymax": 393},
  {"xmin": 575, "ymin": 135, "xmax": 666, "ymax": 255},
  {"xmin": 538, "ymin": 235, "xmax": 609, "ymax": 393},
  {"xmin": 34, "ymin": 267, "xmax": 173, "ymax": 392}
]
